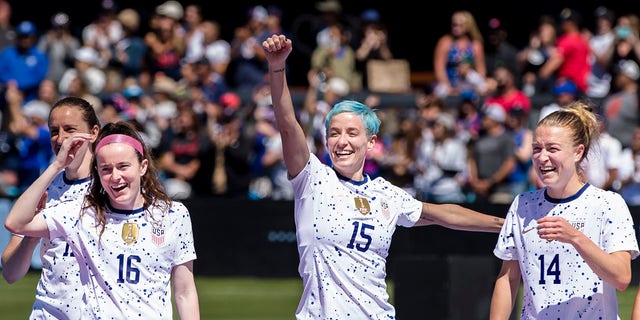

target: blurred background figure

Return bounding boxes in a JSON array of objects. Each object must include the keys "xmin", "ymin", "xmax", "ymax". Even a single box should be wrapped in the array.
[
  {"xmin": 433, "ymin": 10, "xmax": 486, "ymax": 100},
  {"xmin": 0, "ymin": 20, "xmax": 48, "ymax": 106},
  {"xmin": 37, "ymin": 12, "xmax": 80, "ymax": 84}
]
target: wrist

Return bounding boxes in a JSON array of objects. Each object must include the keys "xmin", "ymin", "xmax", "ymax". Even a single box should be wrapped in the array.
[{"xmin": 270, "ymin": 66, "xmax": 286, "ymax": 73}]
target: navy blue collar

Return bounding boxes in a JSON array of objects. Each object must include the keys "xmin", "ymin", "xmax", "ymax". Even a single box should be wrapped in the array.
[
  {"xmin": 544, "ymin": 183, "xmax": 589, "ymax": 203},
  {"xmin": 106, "ymin": 202, "xmax": 145, "ymax": 215},
  {"xmin": 335, "ymin": 169, "xmax": 369, "ymax": 186}
]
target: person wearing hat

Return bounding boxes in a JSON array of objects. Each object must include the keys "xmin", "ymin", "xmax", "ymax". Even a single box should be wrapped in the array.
[
  {"xmin": 4, "ymin": 81, "xmax": 53, "ymax": 197},
  {"xmin": 0, "ymin": 20, "xmax": 48, "ymax": 105},
  {"xmin": 601, "ymin": 59, "xmax": 640, "ymax": 149},
  {"xmin": 466, "ymin": 103, "xmax": 517, "ymax": 204},
  {"xmin": 108, "ymin": 8, "xmax": 146, "ymax": 80},
  {"xmin": 537, "ymin": 78, "xmax": 579, "ymax": 122},
  {"xmin": 36, "ymin": 12, "xmax": 81, "ymax": 84},
  {"xmin": 414, "ymin": 112, "xmax": 468, "ymax": 203}
]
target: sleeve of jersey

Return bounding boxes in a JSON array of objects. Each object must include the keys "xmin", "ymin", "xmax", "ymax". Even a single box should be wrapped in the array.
[
  {"xmin": 169, "ymin": 202, "xmax": 198, "ymax": 266},
  {"xmin": 289, "ymin": 152, "xmax": 319, "ymax": 200},
  {"xmin": 603, "ymin": 192, "xmax": 640, "ymax": 259},
  {"xmin": 493, "ymin": 198, "xmax": 518, "ymax": 261},
  {"xmin": 42, "ymin": 201, "xmax": 78, "ymax": 240},
  {"xmin": 379, "ymin": 179, "xmax": 422, "ymax": 227}
]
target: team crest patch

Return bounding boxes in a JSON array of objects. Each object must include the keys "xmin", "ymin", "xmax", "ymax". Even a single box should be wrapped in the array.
[
  {"xmin": 381, "ymin": 200, "xmax": 390, "ymax": 220},
  {"xmin": 354, "ymin": 197, "xmax": 370, "ymax": 215},
  {"xmin": 152, "ymin": 227, "xmax": 165, "ymax": 246},
  {"xmin": 122, "ymin": 223, "xmax": 139, "ymax": 244}
]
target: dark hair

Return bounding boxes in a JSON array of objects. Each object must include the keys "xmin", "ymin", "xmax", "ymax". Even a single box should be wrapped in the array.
[
  {"xmin": 84, "ymin": 120, "xmax": 171, "ymax": 240},
  {"xmin": 49, "ymin": 96, "xmax": 101, "ymax": 130}
]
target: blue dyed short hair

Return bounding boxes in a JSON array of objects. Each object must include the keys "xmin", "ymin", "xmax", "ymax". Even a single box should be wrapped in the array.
[{"xmin": 324, "ymin": 100, "xmax": 380, "ymax": 138}]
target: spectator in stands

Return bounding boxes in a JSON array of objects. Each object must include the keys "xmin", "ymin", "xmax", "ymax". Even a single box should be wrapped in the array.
[
  {"xmin": 262, "ymin": 33, "xmax": 504, "ymax": 320},
  {"xmin": 538, "ymin": 8, "xmax": 591, "ymax": 95},
  {"xmin": 157, "ymin": 107, "xmax": 207, "ymax": 200},
  {"xmin": 354, "ymin": 8, "xmax": 393, "ymax": 91},
  {"xmin": 144, "ymin": 0, "xmax": 185, "ymax": 82},
  {"xmin": 583, "ymin": 115, "xmax": 622, "ymax": 191},
  {"xmin": 455, "ymin": 92, "xmax": 482, "ymax": 144},
  {"xmin": 201, "ymin": 20, "xmax": 231, "ymax": 79},
  {"xmin": 414, "ymin": 112, "xmax": 467, "ymax": 203},
  {"xmin": 6, "ymin": 82, "xmax": 53, "ymax": 198},
  {"xmin": 601, "ymin": 59, "xmax": 640, "ymax": 149},
  {"xmin": 617, "ymin": 126, "xmax": 640, "ymax": 205},
  {"xmin": 58, "ymin": 46, "xmax": 106, "ymax": 97},
  {"xmin": 466, "ymin": 103, "xmax": 517, "ymax": 204},
  {"xmin": 484, "ymin": 65, "xmax": 531, "ymax": 114},
  {"xmin": 228, "ymin": 5, "xmax": 271, "ymax": 99},
  {"xmin": 537, "ymin": 78, "xmax": 579, "ymax": 122},
  {"xmin": 484, "ymin": 17, "xmax": 519, "ymax": 80},
  {"xmin": 37, "ymin": 12, "xmax": 80, "ymax": 84},
  {"xmin": 516, "ymin": 15, "xmax": 557, "ymax": 98},
  {"xmin": 310, "ymin": 22, "xmax": 362, "ymax": 93},
  {"xmin": 181, "ymin": 3, "xmax": 205, "ymax": 63},
  {"xmin": 491, "ymin": 101, "xmax": 638, "ymax": 320},
  {"xmin": 195, "ymin": 92, "xmax": 254, "ymax": 198},
  {"xmin": 0, "ymin": 20, "xmax": 48, "ymax": 105},
  {"xmin": 108, "ymin": 8, "xmax": 146, "ymax": 81},
  {"xmin": 505, "ymin": 107, "xmax": 534, "ymax": 195},
  {"xmin": 601, "ymin": 13, "xmax": 640, "ymax": 95},
  {"xmin": 433, "ymin": 10, "xmax": 486, "ymax": 99},
  {"xmin": 586, "ymin": 6, "xmax": 616, "ymax": 104},
  {"xmin": 0, "ymin": 0, "xmax": 14, "ymax": 51},
  {"xmin": 5, "ymin": 120, "xmax": 199, "ymax": 319}
]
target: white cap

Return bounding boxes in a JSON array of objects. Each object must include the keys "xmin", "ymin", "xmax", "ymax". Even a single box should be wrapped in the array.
[
  {"xmin": 156, "ymin": 1, "xmax": 184, "ymax": 20},
  {"xmin": 23, "ymin": 100, "xmax": 50, "ymax": 120},
  {"xmin": 326, "ymin": 77, "xmax": 350, "ymax": 97},
  {"xmin": 74, "ymin": 46, "xmax": 99, "ymax": 65},
  {"xmin": 483, "ymin": 103, "xmax": 506, "ymax": 123},
  {"xmin": 619, "ymin": 60, "xmax": 640, "ymax": 80}
]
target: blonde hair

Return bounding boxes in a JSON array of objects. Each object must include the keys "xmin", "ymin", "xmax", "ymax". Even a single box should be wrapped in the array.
[{"xmin": 537, "ymin": 101, "xmax": 599, "ymax": 179}]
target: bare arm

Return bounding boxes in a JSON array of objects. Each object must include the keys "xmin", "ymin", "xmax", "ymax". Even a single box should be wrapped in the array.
[
  {"xmin": 172, "ymin": 260, "xmax": 200, "ymax": 320},
  {"xmin": 490, "ymin": 260, "xmax": 520, "ymax": 320},
  {"xmin": 5, "ymin": 134, "xmax": 91, "ymax": 237},
  {"xmin": 262, "ymin": 34, "xmax": 310, "ymax": 178},
  {"xmin": 1, "ymin": 235, "xmax": 40, "ymax": 284},
  {"xmin": 413, "ymin": 202, "xmax": 504, "ymax": 232}
]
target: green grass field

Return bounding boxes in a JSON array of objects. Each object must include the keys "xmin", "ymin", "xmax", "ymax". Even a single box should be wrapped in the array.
[{"xmin": 0, "ymin": 271, "xmax": 636, "ymax": 319}]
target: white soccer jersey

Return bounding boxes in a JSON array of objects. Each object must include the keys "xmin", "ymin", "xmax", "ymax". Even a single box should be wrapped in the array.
[
  {"xmin": 494, "ymin": 184, "xmax": 639, "ymax": 319},
  {"xmin": 43, "ymin": 199, "xmax": 197, "ymax": 319},
  {"xmin": 30, "ymin": 171, "xmax": 91, "ymax": 320},
  {"xmin": 292, "ymin": 153, "xmax": 422, "ymax": 319}
]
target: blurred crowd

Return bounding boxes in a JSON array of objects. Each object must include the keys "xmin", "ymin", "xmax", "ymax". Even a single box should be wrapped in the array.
[{"xmin": 0, "ymin": 0, "xmax": 639, "ymax": 208}]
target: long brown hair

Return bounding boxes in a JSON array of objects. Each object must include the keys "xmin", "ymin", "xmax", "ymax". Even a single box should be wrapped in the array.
[{"xmin": 84, "ymin": 120, "xmax": 171, "ymax": 239}]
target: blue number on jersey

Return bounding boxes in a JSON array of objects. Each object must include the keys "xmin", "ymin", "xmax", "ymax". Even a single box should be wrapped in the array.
[
  {"xmin": 117, "ymin": 254, "xmax": 141, "ymax": 284},
  {"xmin": 538, "ymin": 254, "xmax": 561, "ymax": 284},
  {"xmin": 347, "ymin": 221, "xmax": 374, "ymax": 252}
]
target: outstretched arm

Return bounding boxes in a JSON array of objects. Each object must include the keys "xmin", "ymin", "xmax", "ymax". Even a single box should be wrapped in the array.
[
  {"xmin": 262, "ymin": 34, "xmax": 310, "ymax": 178},
  {"xmin": 413, "ymin": 202, "xmax": 504, "ymax": 232}
]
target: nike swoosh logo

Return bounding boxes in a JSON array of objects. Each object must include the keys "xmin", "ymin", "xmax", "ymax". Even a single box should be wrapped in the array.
[{"xmin": 522, "ymin": 226, "xmax": 535, "ymax": 234}]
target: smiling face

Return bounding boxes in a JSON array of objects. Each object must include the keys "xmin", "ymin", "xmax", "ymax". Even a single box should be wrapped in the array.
[
  {"xmin": 96, "ymin": 142, "xmax": 148, "ymax": 210},
  {"xmin": 532, "ymin": 125, "xmax": 585, "ymax": 198},
  {"xmin": 49, "ymin": 105, "xmax": 99, "ymax": 172},
  {"xmin": 326, "ymin": 112, "xmax": 375, "ymax": 181}
]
